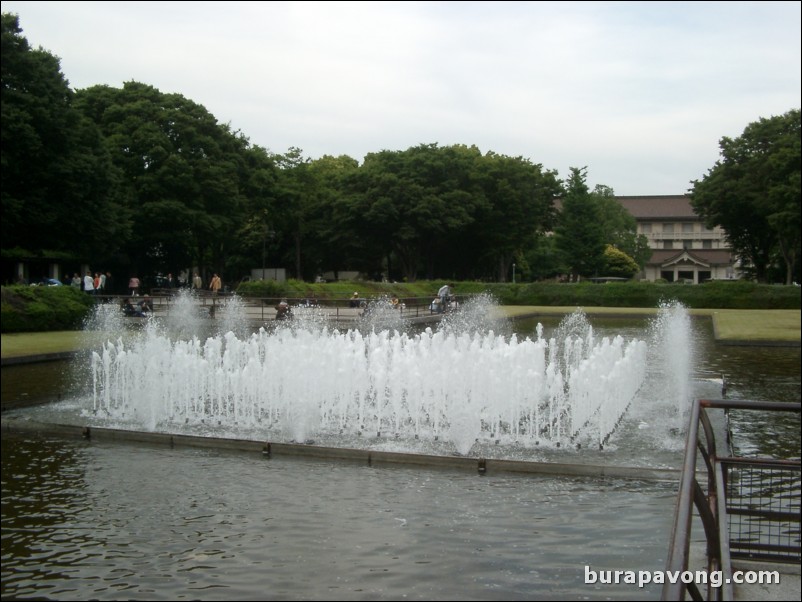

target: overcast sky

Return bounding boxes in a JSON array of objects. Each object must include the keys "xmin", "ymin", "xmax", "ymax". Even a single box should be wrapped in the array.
[{"xmin": 4, "ymin": 1, "xmax": 801, "ymax": 195}]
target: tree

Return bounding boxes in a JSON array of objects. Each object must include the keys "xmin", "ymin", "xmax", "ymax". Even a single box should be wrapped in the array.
[
  {"xmin": 474, "ymin": 152, "xmax": 560, "ymax": 281},
  {"xmin": 1, "ymin": 13, "xmax": 127, "ymax": 266},
  {"xmin": 602, "ymin": 245, "xmax": 639, "ymax": 278},
  {"xmin": 346, "ymin": 144, "xmax": 485, "ymax": 282},
  {"xmin": 690, "ymin": 110, "xmax": 801, "ymax": 284},
  {"xmin": 75, "ymin": 81, "xmax": 260, "ymax": 282},
  {"xmin": 592, "ymin": 185, "xmax": 651, "ymax": 270},
  {"xmin": 223, "ymin": 144, "xmax": 279, "ymax": 280},
  {"xmin": 555, "ymin": 167, "xmax": 606, "ymax": 281},
  {"xmin": 305, "ymin": 154, "xmax": 361, "ymax": 280}
]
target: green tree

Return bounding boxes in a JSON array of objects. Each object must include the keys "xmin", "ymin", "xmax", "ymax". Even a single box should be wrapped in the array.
[
  {"xmin": 1, "ymin": 13, "xmax": 128, "ymax": 265},
  {"xmin": 306, "ymin": 154, "xmax": 361, "ymax": 280},
  {"xmin": 593, "ymin": 185, "xmax": 651, "ymax": 270},
  {"xmin": 224, "ymin": 144, "xmax": 279, "ymax": 280},
  {"xmin": 270, "ymin": 147, "xmax": 322, "ymax": 280},
  {"xmin": 475, "ymin": 152, "xmax": 560, "ymax": 281},
  {"xmin": 690, "ymin": 109, "xmax": 801, "ymax": 284},
  {"xmin": 523, "ymin": 235, "xmax": 566, "ymax": 281},
  {"xmin": 75, "ymin": 81, "xmax": 260, "ymax": 282},
  {"xmin": 555, "ymin": 167, "xmax": 606, "ymax": 281},
  {"xmin": 347, "ymin": 144, "xmax": 485, "ymax": 282},
  {"xmin": 602, "ymin": 245, "xmax": 639, "ymax": 278}
]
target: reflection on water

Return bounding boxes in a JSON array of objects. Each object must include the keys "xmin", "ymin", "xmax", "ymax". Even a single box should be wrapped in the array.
[
  {"xmin": 1, "ymin": 434, "xmax": 677, "ymax": 601},
  {"xmin": 0, "ymin": 359, "xmax": 78, "ymax": 409}
]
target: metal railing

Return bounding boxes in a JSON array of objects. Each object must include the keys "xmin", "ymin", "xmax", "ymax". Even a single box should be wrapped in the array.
[
  {"xmin": 662, "ymin": 399, "xmax": 801, "ymax": 601},
  {"xmin": 94, "ymin": 293, "xmax": 473, "ymax": 323}
]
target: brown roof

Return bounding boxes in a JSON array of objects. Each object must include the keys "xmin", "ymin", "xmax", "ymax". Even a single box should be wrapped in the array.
[
  {"xmin": 615, "ymin": 196, "xmax": 697, "ymax": 220},
  {"xmin": 647, "ymin": 249, "xmax": 734, "ymax": 267},
  {"xmin": 553, "ymin": 195, "xmax": 700, "ymax": 221}
]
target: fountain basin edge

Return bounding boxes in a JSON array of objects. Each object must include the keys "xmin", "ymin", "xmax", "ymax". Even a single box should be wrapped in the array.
[{"xmin": 1, "ymin": 415, "xmax": 680, "ymax": 482}]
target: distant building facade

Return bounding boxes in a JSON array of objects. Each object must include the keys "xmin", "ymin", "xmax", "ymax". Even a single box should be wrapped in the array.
[{"xmin": 616, "ymin": 195, "xmax": 740, "ymax": 283}]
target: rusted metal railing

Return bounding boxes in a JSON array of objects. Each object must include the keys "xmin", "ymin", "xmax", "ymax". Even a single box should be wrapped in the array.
[{"xmin": 662, "ymin": 399, "xmax": 801, "ymax": 601}]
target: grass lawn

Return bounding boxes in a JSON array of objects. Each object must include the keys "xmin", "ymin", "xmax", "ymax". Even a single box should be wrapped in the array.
[
  {"xmin": 497, "ymin": 307, "xmax": 800, "ymax": 344},
  {"xmin": 707, "ymin": 309, "xmax": 800, "ymax": 343},
  {"xmin": 0, "ymin": 331, "xmax": 104, "ymax": 358}
]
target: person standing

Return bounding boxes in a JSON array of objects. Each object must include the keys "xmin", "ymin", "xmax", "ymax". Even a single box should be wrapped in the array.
[
  {"xmin": 192, "ymin": 272, "xmax": 203, "ymax": 290},
  {"xmin": 209, "ymin": 273, "xmax": 222, "ymax": 295},
  {"xmin": 437, "ymin": 283, "xmax": 452, "ymax": 313},
  {"xmin": 274, "ymin": 299, "xmax": 291, "ymax": 320},
  {"xmin": 129, "ymin": 275, "xmax": 140, "ymax": 296},
  {"xmin": 84, "ymin": 271, "xmax": 96, "ymax": 294}
]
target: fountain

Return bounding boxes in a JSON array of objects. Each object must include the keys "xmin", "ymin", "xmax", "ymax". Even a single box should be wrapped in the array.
[
  {"xmin": 79, "ymin": 293, "xmax": 692, "ymax": 460},
  {"xmin": 3, "ymin": 296, "xmax": 798, "ymax": 601}
]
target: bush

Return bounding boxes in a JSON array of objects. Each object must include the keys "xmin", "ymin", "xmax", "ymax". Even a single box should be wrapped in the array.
[{"xmin": 1, "ymin": 285, "xmax": 95, "ymax": 333}]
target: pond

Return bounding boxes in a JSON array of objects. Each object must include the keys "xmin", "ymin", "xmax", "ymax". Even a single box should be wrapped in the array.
[{"xmin": 1, "ymin": 311, "xmax": 799, "ymax": 600}]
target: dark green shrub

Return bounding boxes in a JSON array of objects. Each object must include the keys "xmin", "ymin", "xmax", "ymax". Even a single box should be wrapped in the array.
[{"xmin": 1, "ymin": 285, "xmax": 94, "ymax": 333}]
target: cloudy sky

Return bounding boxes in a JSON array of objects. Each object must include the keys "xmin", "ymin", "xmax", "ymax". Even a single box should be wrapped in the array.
[{"xmin": 4, "ymin": 1, "xmax": 800, "ymax": 195}]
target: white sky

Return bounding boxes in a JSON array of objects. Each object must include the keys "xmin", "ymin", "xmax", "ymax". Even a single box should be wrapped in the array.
[{"xmin": 4, "ymin": 1, "xmax": 801, "ymax": 195}]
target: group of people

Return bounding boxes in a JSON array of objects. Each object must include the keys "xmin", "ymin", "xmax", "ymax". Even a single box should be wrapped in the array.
[
  {"xmin": 189, "ymin": 272, "xmax": 222, "ymax": 294},
  {"xmin": 55, "ymin": 267, "xmax": 230, "ymax": 299},
  {"xmin": 72, "ymin": 271, "xmax": 114, "ymax": 294},
  {"xmin": 121, "ymin": 295, "xmax": 153, "ymax": 317}
]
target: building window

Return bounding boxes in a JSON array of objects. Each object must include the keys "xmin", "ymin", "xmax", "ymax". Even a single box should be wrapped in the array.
[
  {"xmin": 678, "ymin": 270, "xmax": 694, "ymax": 283},
  {"xmin": 682, "ymin": 223, "xmax": 694, "ymax": 233},
  {"xmin": 641, "ymin": 223, "xmax": 652, "ymax": 233},
  {"xmin": 699, "ymin": 270, "xmax": 712, "ymax": 283},
  {"xmin": 662, "ymin": 223, "xmax": 674, "ymax": 234},
  {"xmin": 663, "ymin": 240, "xmax": 674, "ymax": 250},
  {"xmin": 660, "ymin": 270, "xmax": 675, "ymax": 282},
  {"xmin": 702, "ymin": 240, "xmax": 712, "ymax": 249}
]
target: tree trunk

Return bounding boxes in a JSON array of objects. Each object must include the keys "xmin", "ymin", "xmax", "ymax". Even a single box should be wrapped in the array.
[{"xmin": 294, "ymin": 231, "xmax": 302, "ymax": 280}]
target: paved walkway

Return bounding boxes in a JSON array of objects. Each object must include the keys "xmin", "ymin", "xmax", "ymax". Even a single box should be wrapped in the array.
[{"xmin": 732, "ymin": 559, "xmax": 800, "ymax": 601}]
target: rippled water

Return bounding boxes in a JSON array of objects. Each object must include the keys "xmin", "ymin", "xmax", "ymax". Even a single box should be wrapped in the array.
[{"xmin": 1, "ymin": 434, "xmax": 677, "ymax": 601}]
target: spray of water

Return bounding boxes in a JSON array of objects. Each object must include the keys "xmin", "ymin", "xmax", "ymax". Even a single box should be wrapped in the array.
[
  {"xmin": 649, "ymin": 300, "xmax": 695, "ymax": 424},
  {"xmin": 85, "ymin": 293, "xmax": 656, "ymax": 456}
]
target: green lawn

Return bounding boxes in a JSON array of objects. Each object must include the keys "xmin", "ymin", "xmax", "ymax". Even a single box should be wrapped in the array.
[
  {"xmin": 1, "ymin": 331, "xmax": 104, "ymax": 358},
  {"xmin": 707, "ymin": 309, "xmax": 801, "ymax": 343},
  {"xmin": 496, "ymin": 307, "xmax": 800, "ymax": 344}
]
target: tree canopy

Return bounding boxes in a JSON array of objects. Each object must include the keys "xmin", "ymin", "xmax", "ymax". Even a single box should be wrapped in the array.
[
  {"xmin": 74, "ymin": 81, "xmax": 276, "ymax": 279},
  {"xmin": 1, "ymin": 13, "xmax": 125, "ymax": 262},
  {"xmin": 690, "ymin": 109, "xmax": 801, "ymax": 284},
  {"xmin": 555, "ymin": 168, "xmax": 606, "ymax": 281}
]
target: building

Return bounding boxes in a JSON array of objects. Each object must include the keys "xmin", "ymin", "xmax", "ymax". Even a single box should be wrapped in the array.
[{"xmin": 616, "ymin": 195, "xmax": 740, "ymax": 283}]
